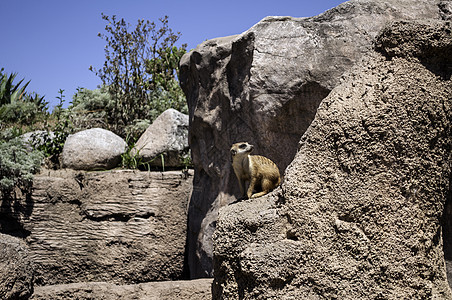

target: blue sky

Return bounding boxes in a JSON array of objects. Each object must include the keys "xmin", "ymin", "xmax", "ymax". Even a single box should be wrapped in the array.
[{"xmin": 1, "ymin": 0, "xmax": 346, "ymax": 110}]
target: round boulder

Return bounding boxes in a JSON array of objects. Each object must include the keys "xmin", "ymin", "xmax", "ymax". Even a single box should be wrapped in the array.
[{"xmin": 62, "ymin": 128, "xmax": 127, "ymax": 170}]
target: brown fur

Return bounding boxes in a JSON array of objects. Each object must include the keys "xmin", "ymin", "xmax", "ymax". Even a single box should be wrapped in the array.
[{"xmin": 230, "ymin": 142, "xmax": 281, "ymax": 199}]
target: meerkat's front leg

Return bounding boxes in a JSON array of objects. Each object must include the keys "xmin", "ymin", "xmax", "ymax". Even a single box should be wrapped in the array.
[
  {"xmin": 247, "ymin": 177, "xmax": 257, "ymax": 199},
  {"xmin": 239, "ymin": 179, "xmax": 246, "ymax": 198}
]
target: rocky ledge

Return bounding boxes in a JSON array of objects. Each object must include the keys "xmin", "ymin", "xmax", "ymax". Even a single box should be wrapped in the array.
[
  {"xmin": 212, "ymin": 20, "xmax": 452, "ymax": 299},
  {"xmin": 30, "ymin": 279, "xmax": 212, "ymax": 300},
  {"xmin": 179, "ymin": 0, "xmax": 450, "ymax": 278},
  {"xmin": 1, "ymin": 169, "xmax": 193, "ymax": 286}
]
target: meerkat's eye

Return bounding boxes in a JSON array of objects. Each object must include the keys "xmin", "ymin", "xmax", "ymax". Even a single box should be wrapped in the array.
[{"xmin": 239, "ymin": 143, "xmax": 247, "ymax": 149}]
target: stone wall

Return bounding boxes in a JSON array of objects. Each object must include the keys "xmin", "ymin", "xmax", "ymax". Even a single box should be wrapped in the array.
[
  {"xmin": 31, "ymin": 279, "xmax": 212, "ymax": 300},
  {"xmin": 1, "ymin": 169, "xmax": 193, "ymax": 285}
]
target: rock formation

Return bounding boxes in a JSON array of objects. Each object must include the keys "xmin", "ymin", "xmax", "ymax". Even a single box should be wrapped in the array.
[
  {"xmin": 212, "ymin": 20, "xmax": 451, "ymax": 299},
  {"xmin": 20, "ymin": 130, "xmax": 55, "ymax": 152},
  {"xmin": 62, "ymin": 128, "xmax": 127, "ymax": 170},
  {"xmin": 179, "ymin": 0, "xmax": 449, "ymax": 278},
  {"xmin": 31, "ymin": 278, "xmax": 212, "ymax": 300},
  {"xmin": 0, "ymin": 233, "xmax": 34, "ymax": 300},
  {"xmin": 2, "ymin": 169, "xmax": 193, "ymax": 285},
  {"xmin": 132, "ymin": 108, "xmax": 190, "ymax": 168}
]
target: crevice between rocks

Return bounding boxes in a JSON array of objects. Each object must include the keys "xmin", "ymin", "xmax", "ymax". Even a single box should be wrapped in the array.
[{"xmin": 82, "ymin": 211, "xmax": 156, "ymax": 222}]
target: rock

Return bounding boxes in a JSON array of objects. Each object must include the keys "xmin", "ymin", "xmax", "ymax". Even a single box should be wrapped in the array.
[
  {"xmin": 448, "ymin": 261, "xmax": 452, "ymax": 291},
  {"xmin": 179, "ymin": 0, "xmax": 447, "ymax": 277},
  {"xmin": 212, "ymin": 20, "xmax": 452, "ymax": 299},
  {"xmin": 440, "ymin": 0, "xmax": 452, "ymax": 20},
  {"xmin": 132, "ymin": 109, "xmax": 189, "ymax": 168},
  {"xmin": 31, "ymin": 279, "xmax": 212, "ymax": 300},
  {"xmin": 7, "ymin": 168, "xmax": 193, "ymax": 285},
  {"xmin": 62, "ymin": 128, "xmax": 126, "ymax": 170},
  {"xmin": 0, "ymin": 233, "xmax": 34, "ymax": 300},
  {"xmin": 20, "ymin": 130, "xmax": 55, "ymax": 152}
]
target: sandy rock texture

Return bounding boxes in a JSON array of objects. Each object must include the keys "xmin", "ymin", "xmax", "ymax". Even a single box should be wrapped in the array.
[
  {"xmin": 31, "ymin": 278, "xmax": 212, "ymax": 300},
  {"xmin": 179, "ymin": 0, "xmax": 448, "ymax": 277},
  {"xmin": 1, "ymin": 169, "xmax": 193, "ymax": 286},
  {"xmin": 212, "ymin": 20, "xmax": 452, "ymax": 299},
  {"xmin": 0, "ymin": 233, "xmax": 34, "ymax": 300}
]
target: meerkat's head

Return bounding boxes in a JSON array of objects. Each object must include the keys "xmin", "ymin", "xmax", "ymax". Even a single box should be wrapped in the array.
[{"xmin": 230, "ymin": 142, "xmax": 254, "ymax": 158}]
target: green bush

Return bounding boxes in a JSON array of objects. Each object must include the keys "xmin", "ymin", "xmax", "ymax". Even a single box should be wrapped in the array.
[
  {"xmin": 148, "ymin": 80, "xmax": 188, "ymax": 121},
  {"xmin": 123, "ymin": 119, "xmax": 151, "ymax": 143},
  {"xmin": 0, "ymin": 68, "xmax": 48, "ymax": 130},
  {"xmin": 31, "ymin": 122, "xmax": 71, "ymax": 168},
  {"xmin": 1, "ymin": 100, "xmax": 40, "ymax": 124},
  {"xmin": 89, "ymin": 14, "xmax": 188, "ymax": 138},
  {"xmin": 0, "ymin": 68, "xmax": 29, "ymax": 106},
  {"xmin": 68, "ymin": 86, "xmax": 112, "ymax": 130},
  {"xmin": 0, "ymin": 127, "xmax": 23, "ymax": 141},
  {"xmin": 69, "ymin": 82, "xmax": 187, "ymax": 141},
  {"xmin": 0, "ymin": 138, "xmax": 43, "ymax": 198}
]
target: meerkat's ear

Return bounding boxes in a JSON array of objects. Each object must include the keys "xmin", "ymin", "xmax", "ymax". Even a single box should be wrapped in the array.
[{"xmin": 231, "ymin": 149, "xmax": 237, "ymax": 156}]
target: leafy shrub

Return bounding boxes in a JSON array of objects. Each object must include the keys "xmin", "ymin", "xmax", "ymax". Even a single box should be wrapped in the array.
[
  {"xmin": 121, "ymin": 141, "xmax": 149, "ymax": 170},
  {"xmin": 148, "ymin": 81, "xmax": 188, "ymax": 121},
  {"xmin": 0, "ymin": 126, "xmax": 23, "ymax": 141},
  {"xmin": 89, "ymin": 14, "xmax": 188, "ymax": 138},
  {"xmin": 68, "ymin": 86, "xmax": 112, "ymax": 130},
  {"xmin": 69, "ymin": 87, "xmax": 151, "ymax": 140},
  {"xmin": 123, "ymin": 119, "xmax": 151, "ymax": 143},
  {"xmin": 180, "ymin": 149, "xmax": 192, "ymax": 171},
  {"xmin": 31, "ymin": 122, "xmax": 71, "ymax": 168},
  {"xmin": 0, "ymin": 138, "xmax": 43, "ymax": 198},
  {"xmin": 0, "ymin": 68, "xmax": 48, "ymax": 130},
  {"xmin": 69, "ymin": 82, "xmax": 188, "ymax": 141},
  {"xmin": 1, "ymin": 100, "xmax": 40, "ymax": 124},
  {"xmin": 0, "ymin": 68, "xmax": 29, "ymax": 106},
  {"xmin": 0, "ymin": 69, "xmax": 72, "ymax": 171}
]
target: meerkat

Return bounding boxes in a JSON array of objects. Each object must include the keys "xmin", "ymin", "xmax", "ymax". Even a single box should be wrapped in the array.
[{"xmin": 230, "ymin": 142, "xmax": 281, "ymax": 199}]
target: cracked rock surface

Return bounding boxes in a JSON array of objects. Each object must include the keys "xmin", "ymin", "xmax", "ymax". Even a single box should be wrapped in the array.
[
  {"xmin": 0, "ymin": 234, "xmax": 34, "ymax": 300},
  {"xmin": 212, "ymin": 20, "xmax": 452, "ymax": 299},
  {"xmin": 1, "ymin": 169, "xmax": 193, "ymax": 285},
  {"xmin": 180, "ymin": 0, "xmax": 448, "ymax": 278},
  {"xmin": 31, "ymin": 279, "xmax": 213, "ymax": 300}
]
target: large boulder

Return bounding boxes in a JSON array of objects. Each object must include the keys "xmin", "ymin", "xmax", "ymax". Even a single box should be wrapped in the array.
[
  {"xmin": 0, "ymin": 233, "xmax": 34, "ymax": 300},
  {"xmin": 31, "ymin": 279, "xmax": 212, "ymax": 300},
  {"xmin": 212, "ymin": 20, "xmax": 452, "ymax": 299},
  {"xmin": 62, "ymin": 128, "xmax": 126, "ymax": 170},
  {"xmin": 179, "ymin": 0, "xmax": 448, "ymax": 277},
  {"xmin": 11, "ymin": 169, "xmax": 193, "ymax": 285},
  {"xmin": 132, "ymin": 108, "xmax": 189, "ymax": 168}
]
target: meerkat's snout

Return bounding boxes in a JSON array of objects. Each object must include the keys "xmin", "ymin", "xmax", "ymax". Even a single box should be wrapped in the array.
[{"xmin": 231, "ymin": 142, "xmax": 253, "ymax": 157}]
